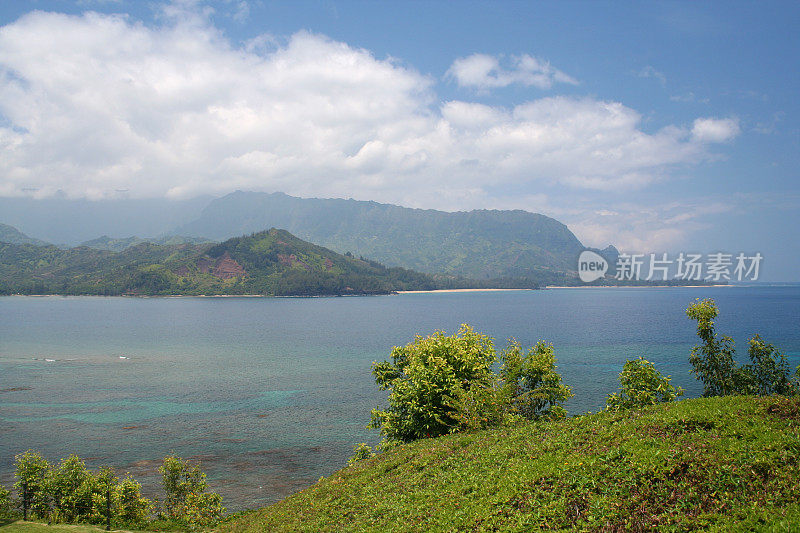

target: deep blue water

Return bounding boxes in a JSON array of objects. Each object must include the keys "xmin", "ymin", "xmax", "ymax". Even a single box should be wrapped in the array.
[{"xmin": 1, "ymin": 286, "xmax": 799, "ymax": 509}]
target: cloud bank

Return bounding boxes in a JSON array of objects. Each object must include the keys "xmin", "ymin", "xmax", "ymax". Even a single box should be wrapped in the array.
[{"xmin": 0, "ymin": 9, "xmax": 738, "ymax": 210}]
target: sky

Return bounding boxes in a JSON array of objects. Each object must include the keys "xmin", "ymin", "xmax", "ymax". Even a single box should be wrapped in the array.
[{"xmin": 0, "ymin": 1, "xmax": 798, "ymax": 279}]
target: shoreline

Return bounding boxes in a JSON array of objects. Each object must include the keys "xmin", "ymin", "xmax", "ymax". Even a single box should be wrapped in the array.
[
  {"xmin": 544, "ymin": 284, "xmax": 732, "ymax": 289},
  {"xmin": 395, "ymin": 288, "xmax": 535, "ymax": 294},
  {"xmin": 0, "ymin": 284, "xmax": 775, "ymax": 298},
  {"xmin": 0, "ymin": 293, "xmax": 387, "ymax": 299}
]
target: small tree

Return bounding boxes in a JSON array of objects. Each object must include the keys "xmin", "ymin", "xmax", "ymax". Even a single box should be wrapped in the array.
[
  {"xmin": 46, "ymin": 454, "xmax": 96, "ymax": 522},
  {"xmin": 183, "ymin": 492, "xmax": 224, "ymax": 528},
  {"xmin": 160, "ymin": 456, "xmax": 207, "ymax": 519},
  {"xmin": 85, "ymin": 467, "xmax": 118, "ymax": 526},
  {"xmin": 687, "ymin": 299, "xmax": 799, "ymax": 397},
  {"xmin": 606, "ymin": 357, "xmax": 684, "ymax": 411},
  {"xmin": 745, "ymin": 335, "xmax": 799, "ymax": 396},
  {"xmin": 159, "ymin": 456, "xmax": 224, "ymax": 527},
  {"xmin": 13, "ymin": 450, "xmax": 51, "ymax": 518},
  {"xmin": 114, "ymin": 476, "xmax": 152, "ymax": 526},
  {"xmin": 501, "ymin": 341, "xmax": 573, "ymax": 420},
  {"xmin": 686, "ymin": 298, "xmax": 742, "ymax": 396},
  {"xmin": 369, "ymin": 324, "xmax": 497, "ymax": 442},
  {"xmin": 370, "ymin": 326, "xmax": 574, "ymax": 441}
]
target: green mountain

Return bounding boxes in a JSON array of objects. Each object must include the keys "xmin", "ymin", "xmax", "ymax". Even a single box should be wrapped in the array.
[
  {"xmin": 219, "ymin": 395, "xmax": 800, "ymax": 532},
  {"xmin": 80, "ymin": 234, "xmax": 213, "ymax": 252},
  {"xmin": 175, "ymin": 191, "xmax": 588, "ymax": 282},
  {"xmin": 0, "ymin": 223, "xmax": 50, "ymax": 246},
  {"xmin": 0, "ymin": 228, "xmax": 502, "ymax": 296}
]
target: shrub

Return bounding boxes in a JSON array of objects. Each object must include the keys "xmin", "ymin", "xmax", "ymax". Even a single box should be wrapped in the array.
[
  {"xmin": 445, "ymin": 381, "xmax": 517, "ymax": 431},
  {"xmin": 82, "ymin": 468, "xmax": 118, "ymax": 525},
  {"xmin": 745, "ymin": 335, "xmax": 799, "ymax": 396},
  {"xmin": 370, "ymin": 325, "xmax": 573, "ymax": 442},
  {"xmin": 501, "ymin": 340, "xmax": 573, "ymax": 420},
  {"xmin": 9, "ymin": 451, "xmax": 219, "ymax": 528},
  {"xmin": 113, "ymin": 476, "xmax": 152, "ymax": 526},
  {"xmin": 160, "ymin": 455, "xmax": 208, "ymax": 519},
  {"xmin": 347, "ymin": 443, "xmax": 375, "ymax": 466},
  {"xmin": 183, "ymin": 491, "xmax": 224, "ymax": 528},
  {"xmin": 0, "ymin": 484, "xmax": 14, "ymax": 519},
  {"xmin": 13, "ymin": 450, "xmax": 51, "ymax": 518},
  {"xmin": 606, "ymin": 357, "xmax": 684, "ymax": 411},
  {"xmin": 369, "ymin": 324, "xmax": 497, "ymax": 442},
  {"xmin": 687, "ymin": 299, "xmax": 799, "ymax": 397},
  {"xmin": 46, "ymin": 454, "xmax": 98, "ymax": 523},
  {"xmin": 159, "ymin": 455, "xmax": 224, "ymax": 527}
]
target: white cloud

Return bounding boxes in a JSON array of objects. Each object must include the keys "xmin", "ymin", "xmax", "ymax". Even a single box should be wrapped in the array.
[
  {"xmin": 638, "ymin": 65, "xmax": 666, "ymax": 87},
  {"xmin": 230, "ymin": 1, "xmax": 250, "ymax": 23},
  {"xmin": 691, "ymin": 117, "xmax": 740, "ymax": 143},
  {"xmin": 753, "ymin": 111, "xmax": 784, "ymax": 135},
  {"xmin": 0, "ymin": 9, "xmax": 737, "ymax": 206},
  {"xmin": 567, "ymin": 200, "xmax": 736, "ymax": 253},
  {"xmin": 447, "ymin": 53, "xmax": 578, "ymax": 90}
]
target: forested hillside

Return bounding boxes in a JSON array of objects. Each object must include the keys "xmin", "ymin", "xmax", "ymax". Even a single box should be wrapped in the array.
[
  {"xmin": 176, "ymin": 191, "xmax": 587, "ymax": 282},
  {"xmin": 0, "ymin": 229, "xmax": 519, "ymax": 296}
]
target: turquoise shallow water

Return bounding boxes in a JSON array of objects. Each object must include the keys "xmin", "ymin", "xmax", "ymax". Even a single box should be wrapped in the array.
[{"xmin": 1, "ymin": 287, "xmax": 799, "ymax": 509}]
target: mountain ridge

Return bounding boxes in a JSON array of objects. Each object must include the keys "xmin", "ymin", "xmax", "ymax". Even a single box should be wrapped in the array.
[
  {"xmin": 80, "ymin": 234, "xmax": 213, "ymax": 252},
  {"xmin": 0, "ymin": 228, "xmax": 525, "ymax": 296},
  {"xmin": 175, "ymin": 191, "xmax": 589, "ymax": 283},
  {"xmin": 0, "ymin": 223, "xmax": 51, "ymax": 247}
]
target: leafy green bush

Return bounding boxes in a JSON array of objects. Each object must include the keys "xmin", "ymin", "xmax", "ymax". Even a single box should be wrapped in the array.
[
  {"xmin": 113, "ymin": 476, "xmax": 152, "ymax": 526},
  {"xmin": 347, "ymin": 443, "xmax": 375, "ymax": 466},
  {"xmin": 501, "ymin": 340, "xmax": 573, "ymax": 420},
  {"xmin": 369, "ymin": 324, "xmax": 497, "ymax": 442},
  {"xmin": 183, "ymin": 491, "xmax": 225, "ymax": 528},
  {"xmin": 14, "ymin": 450, "xmax": 51, "ymax": 518},
  {"xmin": 687, "ymin": 298, "xmax": 799, "ymax": 397},
  {"xmin": 84, "ymin": 468, "xmax": 118, "ymax": 525},
  {"xmin": 10, "ymin": 451, "xmax": 218, "ymax": 528},
  {"xmin": 370, "ymin": 325, "xmax": 573, "ymax": 442},
  {"xmin": 160, "ymin": 455, "xmax": 208, "ymax": 520},
  {"xmin": 745, "ymin": 335, "xmax": 800, "ymax": 396},
  {"xmin": 445, "ymin": 381, "xmax": 516, "ymax": 431},
  {"xmin": 159, "ymin": 455, "xmax": 224, "ymax": 528},
  {"xmin": 46, "ymin": 454, "xmax": 99, "ymax": 523},
  {"xmin": 606, "ymin": 357, "xmax": 684, "ymax": 411},
  {"xmin": 0, "ymin": 484, "xmax": 14, "ymax": 519}
]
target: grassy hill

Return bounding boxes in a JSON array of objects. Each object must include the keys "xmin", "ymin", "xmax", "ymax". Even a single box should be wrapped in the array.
[
  {"xmin": 175, "ymin": 191, "xmax": 587, "ymax": 283},
  {"xmin": 0, "ymin": 228, "xmax": 508, "ymax": 296},
  {"xmin": 218, "ymin": 395, "xmax": 800, "ymax": 532}
]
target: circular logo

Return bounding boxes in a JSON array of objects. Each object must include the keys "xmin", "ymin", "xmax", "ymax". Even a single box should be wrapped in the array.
[{"xmin": 578, "ymin": 250, "xmax": 608, "ymax": 283}]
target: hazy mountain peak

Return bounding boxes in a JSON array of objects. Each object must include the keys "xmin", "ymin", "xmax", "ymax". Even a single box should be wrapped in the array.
[{"xmin": 0, "ymin": 223, "xmax": 50, "ymax": 246}]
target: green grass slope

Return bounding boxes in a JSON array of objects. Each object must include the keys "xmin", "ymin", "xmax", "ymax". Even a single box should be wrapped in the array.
[
  {"xmin": 218, "ymin": 396, "xmax": 800, "ymax": 532},
  {"xmin": 0, "ymin": 521, "xmax": 151, "ymax": 533}
]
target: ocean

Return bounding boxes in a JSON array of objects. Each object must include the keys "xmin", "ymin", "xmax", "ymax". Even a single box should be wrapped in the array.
[{"xmin": 1, "ymin": 286, "xmax": 799, "ymax": 509}]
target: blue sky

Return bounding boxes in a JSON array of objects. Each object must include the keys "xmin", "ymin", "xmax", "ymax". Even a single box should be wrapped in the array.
[{"xmin": 0, "ymin": 1, "xmax": 798, "ymax": 279}]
